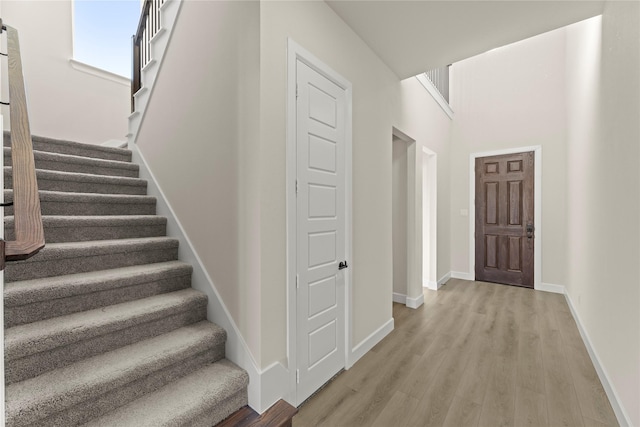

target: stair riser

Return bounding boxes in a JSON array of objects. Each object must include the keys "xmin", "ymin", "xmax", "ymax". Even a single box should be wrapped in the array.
[
  {"xmin": 4, "ymin": 220, "xmax": 166, "ymax": 243},
  {"xmin": 5, "ymin": 273, "xmax": 192, "ymax": 328},
  {"xmin": 8, "ymin": 349, "xmax": 224, "ymax": 427},
  {"xmin": 6, "ymin": 303, "xmax": 208, "ymax": 384},
  {"xmin": 4, "ymin": 153, "xmax": 138, "ymax": 178},
  {"xmin": 5, "ymin": 200, "xmax": 156, "ymax": 216},
  {"xmin": 5, "ymin": 245, "xmax": 178, "ymax": 282},
  {"xmin": 4, "ymin": 133, "xmax": 131, "ymax": 162}
]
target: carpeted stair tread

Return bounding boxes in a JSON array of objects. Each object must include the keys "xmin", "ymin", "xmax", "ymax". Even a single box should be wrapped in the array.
[
  {"xmin": 4, "ymin": 147, "xmax": 139, "ymax": 177},
  {"xmin": 5, "ymin": 321, "xmax": 226, "ymax": 427},
  {"xmin": 6, "ymin": 288, "xmax": 207, "ymax": 360},
  {"xmin": 3, "ymin": 190, "xmax": 156, "ymax": 216},
  {"xmin": 3, "ymin": 132, "xmax": 131, "ymax": 162},
  {"xmin": 4, "ymin": 215, "xmax": 167, "ymax": 243},
  {"xmin": 82, "ymin": 359, "xmax": 249, "ymax": 427},
  {"xmin": 4, "ymin": 261, "xmax": 192, "ymax": 327},
  {"xmin": 4, "ymin": 237, "xmax": 179, "ymax": 282},
  {"xmin": 4, "ymin": 167, "xmax": 147, "ymax": 195},
  {"xmin": 5, "ymin": 289, "xmax": 208, "ymax": 383}
]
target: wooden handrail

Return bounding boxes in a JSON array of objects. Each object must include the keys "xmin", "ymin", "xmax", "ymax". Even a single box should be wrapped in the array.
[
  {"xmin": 1, "ymin": 23, "xmax": 45, "ymax": 266},
  {"xmin": 131, "ymin": 0, "xmax": 152, "ymax": 111},
  {"xmin": 132, "ymin": 0, "xmax": 165, "ymax": 112}
]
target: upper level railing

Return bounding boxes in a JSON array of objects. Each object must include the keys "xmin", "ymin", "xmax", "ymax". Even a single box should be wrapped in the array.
[
  {"xmin": 0, "ymin": 20, "xmax": 45, "ymax": 269},
  {"xmin": 425, "ymin": 65, "xmax": 450, "ymax": 104},
  {"xmin": 131, "ymin": 0, "xmax": 165, "ymax": 111}
]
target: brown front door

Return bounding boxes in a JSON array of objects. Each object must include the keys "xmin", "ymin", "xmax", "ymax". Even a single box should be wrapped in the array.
[{"xmin": 475, "ymin": 151, "xmax": 534, "ymax": 288}]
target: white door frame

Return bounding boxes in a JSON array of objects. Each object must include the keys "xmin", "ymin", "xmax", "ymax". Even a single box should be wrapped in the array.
[
  {"xmin": 286, "ymin": 39, "xmax": 353, "ymax": 405},
  {"xmin": 469, "ymin": 145, "xmax": 542, "ymax": 290},
  {"xmin": 390, "ymin": 128, "xmax": 437, "ymax": 308},
  {"xmin": 422, "ymin": 146, "xmax": 438, "ymax": 290}
]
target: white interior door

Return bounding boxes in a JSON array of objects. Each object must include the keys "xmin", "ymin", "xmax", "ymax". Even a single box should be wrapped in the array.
[{"xmin": 296, "ymin": 59, "xmax": 346, "ymax": 404}]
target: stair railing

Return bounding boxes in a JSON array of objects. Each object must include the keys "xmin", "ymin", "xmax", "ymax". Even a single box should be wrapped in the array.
[
  {"xmin": 131, "ymin": 0, "xmax": 165, "ymax": 112},
  {"xmin": 0, "ymin": 20, "xmax": 45, "ymax": 269},
  {"xmin": 425, "ymin": 65, "xmax": 451, "ymax": 103}
]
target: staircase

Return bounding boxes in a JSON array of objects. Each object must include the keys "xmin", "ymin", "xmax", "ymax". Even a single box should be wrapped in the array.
[{"xmin": 2, "ymin": 133, "xmax": 249, "ymax": 426}]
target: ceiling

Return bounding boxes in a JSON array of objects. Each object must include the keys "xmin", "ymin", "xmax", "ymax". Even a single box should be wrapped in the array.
[{"xmin": 326, "ymin": 1, "xmax": 604, "ymax": 79}]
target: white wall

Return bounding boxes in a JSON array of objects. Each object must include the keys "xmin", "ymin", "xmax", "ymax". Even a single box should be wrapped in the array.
[
  {"xmin": 449, "ymin": 26, "xmax": 569, "ymax": 285},
  {"xmin": 1, "ymin": 1, "xmax": 129, "ymax": 144},
  {"xmin": 392, "ymin": 137, "xmax": 409, "ymax": 296},
  {"xmin": 565, "ymin": 4, "xmax": 639, "ymax": 425},
  {"xmin": 133, "ymin": 0, "xmax": 262, "ymax": 362}
]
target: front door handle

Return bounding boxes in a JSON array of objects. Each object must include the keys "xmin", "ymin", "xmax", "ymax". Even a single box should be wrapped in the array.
[
  {"xmin": 338, "ymin": 261, "xmax": 348, "ymax": 270},
  {"xmin": 526, "ymin": 223, "xmax": 535, "ymax": 239}
]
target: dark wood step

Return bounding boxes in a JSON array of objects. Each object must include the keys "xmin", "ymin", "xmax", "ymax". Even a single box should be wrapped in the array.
[{"xmin": 217, "ymin": 399, "xmax": 297, "ymax": 427}]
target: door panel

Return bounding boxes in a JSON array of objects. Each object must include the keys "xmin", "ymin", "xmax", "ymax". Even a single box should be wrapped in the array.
[
  {"xmin": 296, "ymin": 59, "xmax": 346, "ymax": 404},
  {"xmin": 475, "ymin": 151, "xmax": 534, "ymax": 288}
]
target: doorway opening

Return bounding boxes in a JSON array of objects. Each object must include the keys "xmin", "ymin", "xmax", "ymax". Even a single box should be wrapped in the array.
[
  {"xmin": 391, "ymin": 128, "xmax": 437, "ymax": 308},
  {"xmin": 392, "ymin": 134, "xmax": 410, "ymax": 304}
]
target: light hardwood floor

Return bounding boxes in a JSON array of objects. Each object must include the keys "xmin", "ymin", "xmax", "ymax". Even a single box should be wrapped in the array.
[{"xmin": 293, "ymin": 279, "xmax": 618, "ymax": 427}]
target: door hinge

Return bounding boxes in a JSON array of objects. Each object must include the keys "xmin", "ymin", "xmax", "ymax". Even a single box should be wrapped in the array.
[
  {"xmin": 296, "ymin": 369, "xmax": 300, "ymax": 384},
  {"xmin": 296, "ymin": 274, "xmax": 299, "ymax": 289},
  {"xmin": 295, "ymin": 179, "xmax": 299, "ymax": 194},
  {"xmin": 296, "ymin": 83, "xmax": 299, "ymax": 99}
]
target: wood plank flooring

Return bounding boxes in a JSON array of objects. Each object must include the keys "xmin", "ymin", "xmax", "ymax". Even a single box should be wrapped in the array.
[{"xmin": 293, "ymin": 279, "xmax": 618, "ymax": 427}]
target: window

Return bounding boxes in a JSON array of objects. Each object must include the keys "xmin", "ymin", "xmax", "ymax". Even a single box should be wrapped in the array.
[{"xmin": 73, "ymin": 0, "xmax": 140, "ymax": 78}]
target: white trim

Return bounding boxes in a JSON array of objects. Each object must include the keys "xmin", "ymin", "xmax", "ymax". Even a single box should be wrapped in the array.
[
  {"xmin": 392, "ymin": 292, "xmax": 407, "ymax": 304},
  {"xmin": 392, "ymin": 292, "xmax": 424, "ymax": 309},
  {"xmin": 141, "ymin": 58, "xmax": 157, "ymax": 73},
  {"xmin": 421, "ymin": 146, "xmax": 438, "ymax": 295},
  {"xmin": 538, "ymin": 282, "xmax": 565, "ymax": 294},
  {"xmin": 438, "ymin": 271, "xmax": 453, "ymax": 286},
  {"xmin": 564, "ymin": 291, "xmax": 632, "ymax": 426},
  {"xmin": 286, "ymin": 38, "xmax": 353, "ymax": 405},
  {"xmin": 451, "ymin": 271, "xmax": 473, "ymax": 281},
  {"xmin": 349, "ymin": 318, "xmax": 394, "ymax": 365},
  {"xmin": 129, "ymin": 143, "xmax": 284, "ymax": 413},
  {"xmin": 391, "ymin": 128, "xmax": 422, "ymax": 310},
  {"xmin": 100, "ymin": 139, "xmax": 127, "ymax": 149},
  {"xmin": 415, "ymin": 74, "xmax": 454, "ymax": 119},
  {"xmin": 406, "ymin": 293, "xmax": 425, "ymax": 309},
  {"xmin": 0, "ymin": 115, "xmax": 5, "ymax": 426},
  {"xmin": 68, "ymin": 59, "xmax": 130, "ymax": 86},
  {"xmin": 469, "ymin": 146, "xmax": 542, "ymax": 290},
  {"xmin": 424, "ymin": 280, "xmax": 439, "ymax": 290}
]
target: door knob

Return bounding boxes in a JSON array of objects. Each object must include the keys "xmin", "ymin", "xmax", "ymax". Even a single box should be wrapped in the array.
[
  {"xmin": 526, "ymin": 223, "xmax": 535, "ymax": 239},
  {"xmin": 338, "ymin": 261, "xmax": 348, "ymax": 270}
]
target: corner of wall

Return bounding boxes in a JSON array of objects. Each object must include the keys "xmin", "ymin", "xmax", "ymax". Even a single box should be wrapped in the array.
[{"xmin": 563, "ymin": 289, "xmax": 633, "ymax": 427}]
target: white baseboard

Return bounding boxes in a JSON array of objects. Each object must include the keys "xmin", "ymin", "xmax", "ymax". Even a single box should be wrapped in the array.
[
  {"xmin": 348, "ymin": 318, "xmax": 394, "ymax": 368},
  {"xmin": 131, "ymin": 143, "xmax": 277, "ymax": 413},
  {"xmin": 563, "ymin": 291, "xmax": 631, "ymax": 426},
  {"xmin": 393, "ymin": 292, "xmax": 424, "ymax": 308},
  {"xmin": 392, "ymin": 292, "xmax": 406, "ymax": 304},
  {"xmin": 424, "ymin": 280, "xmax": 439, "ymax": 290},
  {"xmin": 438, "ymin": 272, "xmax": 453, "ymax": 286},
  {"xmin": 538, "ymin": 282, "xmax": 565, "ymax": 294},
  {"xmin": 406, "ymin": 293, "xmax": 424, "ymax": 309},
  {"xmin": 451, "ymin": 271, "xmax": 473, "ymax": 281},
  {"xmin": 255, "ymin": 362, "xmax": 292, "ymax": 413}
]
